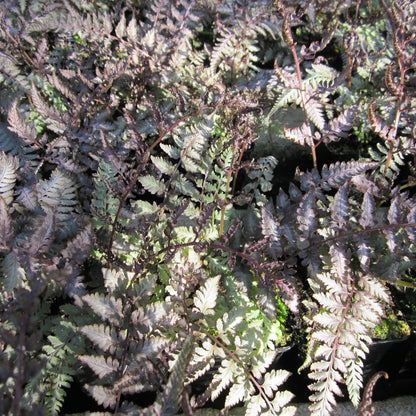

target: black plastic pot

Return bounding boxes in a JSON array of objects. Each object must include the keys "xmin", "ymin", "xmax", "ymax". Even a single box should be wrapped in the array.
[{"xmin": 363, "ymin": 334, "xmax": 416, "ymax": 400}]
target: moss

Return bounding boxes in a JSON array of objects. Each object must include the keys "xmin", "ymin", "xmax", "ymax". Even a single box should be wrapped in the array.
[{"xmin": 372, "ymin": 312, "xmax": 411, "ymax": 340}]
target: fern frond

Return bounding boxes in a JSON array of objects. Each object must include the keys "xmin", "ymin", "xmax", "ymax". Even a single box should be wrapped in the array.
[
  {"xmin": 261, "ymin": 206, "xmax": 282, "ymax": 257},
  {"xmin": 330, "ymin": 184, "xmax": 349, "ymax": 229},
  {"xmin": 306, "ymin": 268, "xmax": 388, "ymax": 416},
  {"xmin": 359, "ymin": 191, "xmax": 376, "ymax": 229},
  {"xmin": 210, "ymin": 358, "xmax": 240, "ymax": 401},
  {"xmin": 85, "ymin": 384, "xmax": 118, "ymax": 409},
  {"xmin": 297, "ymin": 190, "xmax": 318, "ymax": 245},
  {"xmin": 318, "ymin": 161, "xmax": 379, "ymax": 191},
  {"xmin": 346, "ymin": 357, "xmax": 364, "ymax": 407},
  {"xmin": 158, "ymin": 333, "xmax": 194, "ymax": 416},
  {"xmin": 27, "ymin": 209, "xmax": 55, "ymax": 255},
  {"xmin": 324, "ymin": 106, "xmax": 357, "ymax": 143},
  {"xmin": 79, "ymin": 355, "xmax": 119, "ymax": 379},
  {"xmin": 0, "ymin": 197, "xmax": 12, "ymax": 245},
  {"xmin": 283, "ymin": 122, "xmax": 313, "ymax": 147},
  {"xmin": 0, "ymin": 152, "xmax": 18, "ymax": 205},
  {"xmin": 305, "ymin": 98, "xmax": 325, "ymax": 130},
  {"xmin": 2, "ymin": 251, "xmax": 26, "ymax": 292},
  {"xmin": 305, "ymin": 64, "xmax": 338, "ymax": 89},
  {"xmin": 80, "ymin": 324, "xmax": 119, "ymax": 354},
  {"xmin": 7, "ymin": 101, "xmax": 38, "ymax": 146},
  {"xmin": 37, "ymin": 169, "xmax": 77, "ymax": 225},
  {"xmin": 225, "ymin": 377, "xmax": 252, "ymax": 408},
  {"xmin": 139, "ymin": 174, "xmax": 166, "ymax": 195},
  {"xmin": 193, "ymin": 275, "xmax": 220, "ymax": 316},
  {"xmin": 91, "ymin": 160, "xmax": 120, "ymax": 229},
  {"xmin": 30, "ymin": 84, "xmax": 66, "ymax": 134},
  {"xmin": 82, "ymin": 294, "xmax": 123, "ymax": 325}
]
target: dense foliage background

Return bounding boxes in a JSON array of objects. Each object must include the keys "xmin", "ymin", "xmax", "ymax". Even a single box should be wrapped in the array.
[{"xmin": 0, "ymin": 0, "xmax": 415, "ymax": 415}]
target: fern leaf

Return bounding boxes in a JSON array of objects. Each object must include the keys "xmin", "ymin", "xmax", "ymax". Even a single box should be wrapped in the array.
[
  {"xmin": 305, "ymin": 98, "xmax": 325, "ymax": 130},
  {"xmin": 0, "ymin": 197, "xmax": 12, "ymax": 245},
  {"xmin": 325, "ymin": 106, "xmax": 357, "ymax": 142},
  {"xmin": 79, "ymin": 355, "xmax": 119, "ymax": 379},
  {"xmin": 271, "ymin": 390, "xmax": 295, "ymax": 411},
  {"xmin": 384, "ymin": 191, "xmax": 402, "ymax": 254},
  {"xmin": 151, "ymin": 155, "xmax": 175, "ymax": 175},
  {"xmin": 210, "ymin": 31, "xmax": 235, "ymax": 76},
  {"xmin": 262, "ymin": 369, "xmax": 291, "ymax": 399},
  {"xmin": 269, "ymin": 88, "xmax": 301, "ymax": 119},
  {"xmin": 127, "ymin": 14, "xmax": 139, "ymax": 44},
  {"xmin": 320, "ymin": 161, "xmax": 379, "ymax": 191},
  {"xmin": 80, "ymin": 324, "xmax": 118, "ymax": 353},
  {"xmin": 82, "ymin": 293, "xmax": 123, "ymax": 325},
  {"xmin": 7, "ymin": 100, "xmax": 38, "ymax": 145},
  {"xmin": 359, "ymin": 191, "xmax": 376, "ymax": 229},
  {"xmin": 47, "ymin": 71, "xmax": 78, "ymax": 103},
  {"xmin": 158, "ymin": 334, "xmax": 194, "ymax": 416},
  {"xmin": 193, "ymin": 275, "xmax": 220, "ymax": 315},
  {"xmin": 115, "ymin": 11, "xmax": 127, "ymax": 38},
  {"xmin": 330, "ymin": 184, "xmax": 349, "ymax": 229},
  {"xmin": 172, "ymin": 174, "xmax": 198, "ymax": 197},
  {"xmin": 2, "ymin": 251, "xmax": 26, "ymax": 292},
  {"xmin": 85, "ymin": 384, "xmax": 117, "ymax": 409},
  {"xmin": 246, "ymin": 394, "xmax": 265, "ymax": 416},
  {"xmin": 133, "ymin": 301, "xmax": 171, "ymax": 331},
  {"xmin": 297, "ymin": 190, "xmax": 317, "ymax": 246},
  {"xmin": 16, "ymin": 186, "xmax": 38, "ymax": 211},
  {"xmin": 345, "ymin": 358, "xmax": 363, "ymax": 407},
  {"xmin": 37, "ymin": 169, "xmax": 77, "ymax": 223},
  {"xmin": 261, "ymin": 206, "xmax": 282, "ymax": 257},
  {"xmin": 358, "ymin": 275, "xmax": 390, "ymax": 304},
  {"xmin": 211, "ymin": 359, "xmax": 239, "ymax": 401},
  {"xmin": 160, "ymin": 143, "xmax": 180, "ymax": 159},
  {"xmin": 306, "ymin": 64, "xmax": 338, "ymax": 88},
  {"xmin": 92, "ymin": 161, "xmax": 119, "ymax": 228},
  {"xmin": 279, "ymin": 406, "xmax": 297, "ymax": 416},
  {"xmin": 45, "ymin": 372, "xmax": 73, "ymax": 416},
  {"xmin": 139, "ymin": 174, "xmax": 166, "ymax": 195},
  {"xmin": 224, "ymin": 378, "xmax": 251, "ymax": 408},
  {"xmin": 30, "ymin": 84, "xmax": 65, "ymax": 134},
  {"xmin": 309, "ymin": 360, "xmax": 343, "ymax": 416},
  {"xmin": 28, "ymin": 210, "xmax": 55, "ymax": 255},
  {"xmin": 0, "ymin": 152, "xmax": 18, "ymax": 205},
  {"xmin": 60, "ymin": 225, "xmax": 92, "ymax": 265},
  {"xmin": 313, "ymin": 312, "xmax": 342, "ymax": 332},
  {"xmin": 283, "ymin": 122, "xmax": 313, "ymax": 147}
]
